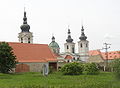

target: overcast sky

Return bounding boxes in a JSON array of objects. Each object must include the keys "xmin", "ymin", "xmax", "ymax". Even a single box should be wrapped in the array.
[{"xmin": 0, "ymin": 0, "xmax": 120, "ymax": 52}]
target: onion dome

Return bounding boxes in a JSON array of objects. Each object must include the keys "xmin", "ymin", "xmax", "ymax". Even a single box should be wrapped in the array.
[
  {"xmin": 49, "ymin": 36, "xmax": 60, "ymax": 49},
  {"xmin": 79, "ymin": 26, "xmax": 87, "ymax": 40},
  {"xmin": 66, "ymin": 29, "xmax": 73, "ymax": 43},
  {"xmin": 20, "ymin": 11, "xmax": 30, "ymax": 32}
]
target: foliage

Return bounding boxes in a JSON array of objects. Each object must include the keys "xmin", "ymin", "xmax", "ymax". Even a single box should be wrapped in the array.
[
  {"xmin": 112, "ymin": 58, "xmax": 120, "ymax": 79},
  {"xmin": 61, "ymin": 62, "xmax": 83, "ymax": 75},
  {"xmin": 0, "ymin": 72, "xmax": 119, "ymax": 88},
  {"xmin": 84, "ymin": 63, "xmax": 99, "ymax": 75},
  {"xmin": 0, "ymin": 42, "xmax": 17, "ymax": 73}
]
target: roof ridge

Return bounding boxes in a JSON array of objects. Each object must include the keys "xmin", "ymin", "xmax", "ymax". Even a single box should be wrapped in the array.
[{"xmin": 8, "ymin": 42, "xmax": 48, "ymax": 46}]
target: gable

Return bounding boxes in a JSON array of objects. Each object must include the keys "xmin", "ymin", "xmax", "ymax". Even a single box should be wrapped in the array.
[
  {"xmin": 88, "ymin": 55, "xmax": 104, "ymax": 63},
  {"xmin": 65, "ymin": 55, "xmax": 73, "ymax": 60}
]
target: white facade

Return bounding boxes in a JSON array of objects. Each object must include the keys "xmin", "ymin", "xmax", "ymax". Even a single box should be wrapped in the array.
[
  {"xmin": 18, "ymin": 32, "xmax": 33, "ymax": 43},
  {"xmin": 64, "ymin": 42, "xmax": 75, "ymax": 53},
  {"xmin": 78, "ymin": 40, "xmax": 89, "ymax": 61}
]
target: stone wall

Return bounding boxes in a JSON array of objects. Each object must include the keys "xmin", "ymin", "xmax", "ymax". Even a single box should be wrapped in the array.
[{"xmin": 15, "ymin": 62, "xmax": 48, "ymax": 72}]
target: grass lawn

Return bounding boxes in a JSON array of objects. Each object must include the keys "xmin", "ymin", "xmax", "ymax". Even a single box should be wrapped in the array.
[{"xmin": 0, "ymin": 72, "xmax": 120, "ymax": 88}]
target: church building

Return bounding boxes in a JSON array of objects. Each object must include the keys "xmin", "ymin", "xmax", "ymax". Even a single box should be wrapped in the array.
[
  {"xmin": 9, "ymin": 10, "xmax": 58, "ymax": 73},
  {"xmin": 1, "ymin": 8, "xmax": 120, "ymax": 73},
  {"xmin": 55, "ymin": 26, "xmax": 89, "ymax": 63}
]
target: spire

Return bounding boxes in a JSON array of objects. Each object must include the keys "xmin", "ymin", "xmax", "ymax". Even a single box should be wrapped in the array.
[
  {"xmin": 23, "ymin": 10, "xmax": 27, "ymax": 24},
  {"xmin": 52, "ymin": 36, "xmax": 55, "ymax": 42},
  {"xmin": 79, "ymin": 25, "xmax": 87, "ymax": 40},
  {"xmin": 20, "ymin": 8, "xmax": 30, "ymax": 32},
  {"xmin": 66, "ymin": 26, "xmax": 73, "ymax": 43},
  {"xmin": 81, "ymin": 25, "xmax": 84, "ymax": 33}
]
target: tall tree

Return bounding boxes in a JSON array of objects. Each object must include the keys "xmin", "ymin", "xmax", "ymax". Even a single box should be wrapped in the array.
[{"xmin": 0, "ymin": 42, "xmax": 17, "ymax": 73}]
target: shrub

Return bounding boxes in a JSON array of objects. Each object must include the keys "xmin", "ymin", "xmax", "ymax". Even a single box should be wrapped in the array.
[
  {"xmin": 61, "ymin": 62, "xmax": 83, "ymax": 75},
  {"xmin": 84, "ymin": 63, "xmax": 99, "ymax": 75},
  {"xmin": 112, "ymin": 59, "xmax": 120, "ymax": 79}
]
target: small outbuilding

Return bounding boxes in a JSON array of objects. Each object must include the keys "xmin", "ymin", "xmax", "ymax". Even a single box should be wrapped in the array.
[{"xmin": 8, "ymin": 42, "xmax": 58, "ymax": 73}]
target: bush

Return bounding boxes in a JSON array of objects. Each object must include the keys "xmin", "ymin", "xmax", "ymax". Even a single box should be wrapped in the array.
[
  {"xmin": 84, "ymin": 63, "xmax": 99, "ymax": 75},
  {"xmin": 61, "ymin": 62, "xmax": 83, "ymax": 75},
  {"xmin": 113, "ymin": 59, "xmax": 120, "ymax": 79}
]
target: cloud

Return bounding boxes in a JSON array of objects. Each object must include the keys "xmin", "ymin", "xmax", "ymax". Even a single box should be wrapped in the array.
[{"xmin": 104, "ymin": 33, "xmax": 114, "ymax": 39}]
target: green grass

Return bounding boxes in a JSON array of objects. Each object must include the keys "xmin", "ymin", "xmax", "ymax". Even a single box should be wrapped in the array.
[{"xmin": 0, "ymin": 72, "xmax": 119, "ymax": 88}]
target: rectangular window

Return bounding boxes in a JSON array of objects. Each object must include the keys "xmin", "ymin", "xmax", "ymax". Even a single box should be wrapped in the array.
[
  {"xmin": 81, "ymin": 43, "xmax": 82, "ymax": 48},
  {"xmin": 67, "ymin": 45, "xmax": 69, "ymax": 49}
]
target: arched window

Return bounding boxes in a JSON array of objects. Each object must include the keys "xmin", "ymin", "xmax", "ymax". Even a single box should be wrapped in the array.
[
  {"xmin": 81, "ymin": 43, "xmax": 82, "ymax": 48},
  {"xmin": 21, "ymin": 38, "xmax": 23, "ymax": 43},
  {"xmin": 28, "ymin": 38, "xmax": 30, "ymax": 43},
  {"xmin": 86, "ymin": 44, "xmax": 88, "ymax": 47},
  {"xmin": 67, "ymin": 60, "xmax": 69, "ymax": 63}
]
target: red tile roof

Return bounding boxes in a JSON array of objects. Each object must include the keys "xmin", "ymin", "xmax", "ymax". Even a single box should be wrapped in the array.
[
  {"xmin": 89, "ymin": 50, "xmax": 120, "ymax": 60},
  {"xmin": 65, "ymin": 55, "xmax": 73, "ymax": 60},
  {"xmin": 8, "ymin": 42, "xmax": 57, "ymax": 63},
  {"xmin": 102, "ymin": 51, "xmax": 120, "ymax": 60},
  {"xmin": 53, "ymin": 53, "xmax": 63, "ymax": 58}
]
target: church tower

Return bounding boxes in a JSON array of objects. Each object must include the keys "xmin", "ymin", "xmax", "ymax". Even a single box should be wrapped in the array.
[
  {"xmin": 49, "ymin": 36, "xmax": 60, "ymax": 54},
  {"xmin": 78, "ymin": 26, "xmax": 89, "ymax": 62},
  {"xmin": 18, "ymin": 10, "xmax": 33, "ymax": 43},
  {"xmin": 64, "ymin": 27, "xmax": 75, "ymax": 53}
]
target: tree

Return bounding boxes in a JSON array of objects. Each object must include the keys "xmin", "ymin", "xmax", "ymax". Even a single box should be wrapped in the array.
[
  {"xmin": 84, "ymin": 63, "xmax": 99, "ymax": 75},
  {"xmin": 0, "ymin": 42, "xmax": 17, "ymax": 73},
  {"xmin": 112, "ymin": 59, "xmax": 120, "ymax": 79},
  {"xmin": 61, "ymin": 62, "xmax": 83, "ymax": 75}
]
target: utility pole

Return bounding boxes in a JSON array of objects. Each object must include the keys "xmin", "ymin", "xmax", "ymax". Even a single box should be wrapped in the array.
[
  {"xmin": 118, "ymin": 51, "xmax": 120, "ymax": 58},
  {"xmin": 102, "ymin": 43, "xmax": 111, "ymax": 71}
]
